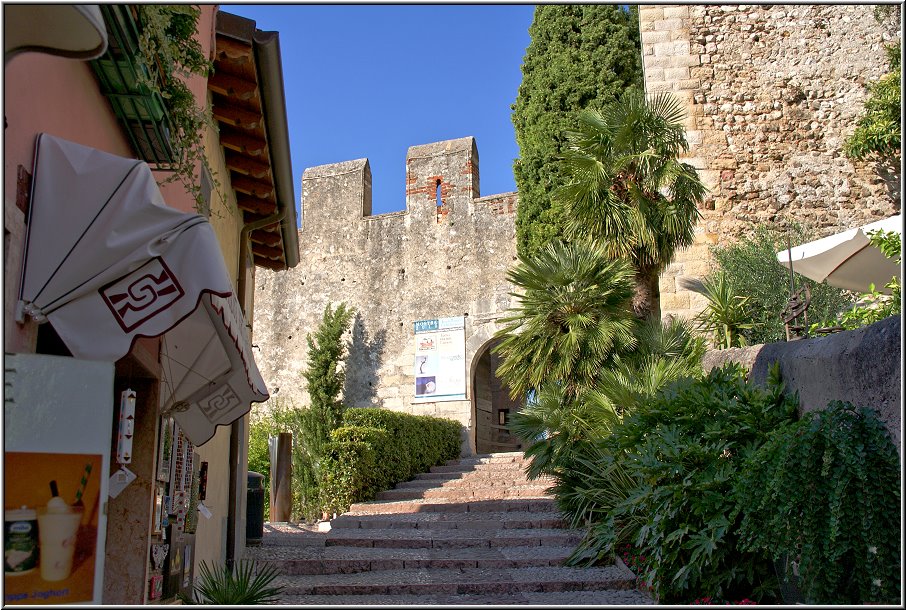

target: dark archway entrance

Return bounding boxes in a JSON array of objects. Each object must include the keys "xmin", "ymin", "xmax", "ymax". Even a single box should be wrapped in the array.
[{"xmin": 471, "ymin": 338, "xmax": 523, "ymax": 454}]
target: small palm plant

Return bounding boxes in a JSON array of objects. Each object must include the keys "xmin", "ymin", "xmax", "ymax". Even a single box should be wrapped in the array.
[
  {"xmin": 178, "ymin": 560, "xmax": 283, "ymax": 605},
  {"xmin": 693, "ymin": 271, "xmax": 754, "ymax": 349}
]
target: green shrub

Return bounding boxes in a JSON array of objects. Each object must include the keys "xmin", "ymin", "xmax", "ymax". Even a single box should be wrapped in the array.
[
  {"xmin": 693, "ymin": 271, "xmax": 755, "ymax": 349},
  {"xmin": 844, "ymin": 42, "xmax": 901, "ymax": 161},
  {"xmin": 709, "ymin": 225, "xmax": 854, "ymax": 344},
  {"xmin": 603, "ymin": 363, "xmax": 799, "ymax": 603},
  {"xmin": 318, "ymin": 408, "xmax": 461, "ymax": 515},
  {"xmin": 178, "ymin": 560, "xmax": 282, "ymax": 605},
  {"xmin": 319, "ymin": 437, "xmax": 377, "ymax": 517},
  {"xmin": 736, "ymin": 401, "xmax": 901, "ymax": 604}
]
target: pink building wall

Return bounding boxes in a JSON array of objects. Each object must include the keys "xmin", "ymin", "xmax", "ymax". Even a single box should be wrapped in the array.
[{"xmin": 3, "ymin": 6, "xmax": 217, "ymax": 354}]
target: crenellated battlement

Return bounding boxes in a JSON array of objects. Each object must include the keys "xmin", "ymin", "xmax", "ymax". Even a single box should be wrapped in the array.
[
  {"xmin": 259, "ymin": 136, "xmax": 519, "ymax": 439},
  {"xmin": 300, "ymin": 136, "xmax": 511, "ymax": 232}
]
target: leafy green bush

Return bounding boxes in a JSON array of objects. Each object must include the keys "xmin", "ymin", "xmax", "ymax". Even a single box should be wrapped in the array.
[
  {"xmin": 710, "ymin": 224, "xmax": 854, "ymax": 344},
  {"xmin": 602, "ymin": 364, "xmax": 800, "ymax": 603},
  {"xmin": 318, "ymin": 408, "xmax": 462, "ymax": 515},
  {"xmin": 509, "ymin": 316, "xmax": 705, "ymax": 482},
  {"xmin": 736, "ymin": 401, "xmax": 901, "ymax": 604},
  {"xmin": 844, "ymin": 42, "xmax": 901, "ymax": 161}
]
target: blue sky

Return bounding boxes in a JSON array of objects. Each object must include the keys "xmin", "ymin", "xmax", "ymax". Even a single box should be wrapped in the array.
[{"xmin": 228, "ymin": 4, "xmax": 535, "ymax": 220}]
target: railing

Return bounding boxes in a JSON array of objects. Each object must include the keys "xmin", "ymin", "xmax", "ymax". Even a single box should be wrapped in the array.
[{"xmin": 89, "ymin": 5, "xmax": 177, "ymax": 168}]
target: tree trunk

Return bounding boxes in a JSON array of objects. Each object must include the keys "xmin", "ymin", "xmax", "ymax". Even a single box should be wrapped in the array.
[{"xmin": 632, "ymin": 269, "xmax": 661, "ymax": 321}]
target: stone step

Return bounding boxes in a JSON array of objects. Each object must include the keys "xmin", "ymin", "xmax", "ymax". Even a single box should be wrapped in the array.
[
  {"xmin": 277, "ymin": 589, "xmax": 656, "ymax": 605},
  {"xmin": 429, "ymin": 462, "xmax": 530, "ymax": 474},
  {"xmin": 450, "ymin": 452, "xmax": 528, "ymax": 464},
  {"xmin": 330, "ymin": 510, "xmax": 566, "ymax": 530},
  {"xmin": 272, "ymin": 564, "xmax": 637, "ymax": 597},
  {"xmin": 396, "ymin": 476, "xmax": 541, "ymax": 489},
  {"xmin": 250, "ymin": 543, "xmax": 579, "ymax": 575},
  {"xmin": 410, "ymin": 469, "xmax": 542, "ymax": 482},
  {"xmin": 345, "ymin": 497, "xmax": 558, "ymax": 515},
  {"xmin": 323, "ymin": 526, "xmax": 583, "ymax": 549},
  {"xmin": 375, "ymin": 484, "xmax": 549, "ymax": 502}
]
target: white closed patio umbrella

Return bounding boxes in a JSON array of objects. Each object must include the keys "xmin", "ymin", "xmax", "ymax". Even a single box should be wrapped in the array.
[
  {"xmin": 777, "ymin": 215, "xmax": 902, "ymax": 295},
  {"xmin": 17, "ymin": 134, "xmax": 268, "ymax": 445}
]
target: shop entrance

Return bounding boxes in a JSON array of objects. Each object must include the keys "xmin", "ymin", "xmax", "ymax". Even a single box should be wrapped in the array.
[{"xmin": 471, "ymin": 338, "xmax": 523, "ymax": 454}]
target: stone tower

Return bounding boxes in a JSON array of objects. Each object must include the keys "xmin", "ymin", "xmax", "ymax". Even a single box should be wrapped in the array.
[{"xmin": 639, "ymin": 4, "xmax": 901, "ymax": 320}]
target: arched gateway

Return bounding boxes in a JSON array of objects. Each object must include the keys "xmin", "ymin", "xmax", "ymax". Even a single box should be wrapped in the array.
[{"xmin": 253, "ymin": 137, "xmax": 521, "ymax": 455}]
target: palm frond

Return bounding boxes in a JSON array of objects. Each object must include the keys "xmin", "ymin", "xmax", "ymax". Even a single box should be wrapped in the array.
[
  {"xmin": 181, "ymin": 560, "xmax": 283, "ymax": 605},
  {"xmin": 555, "ymin": 91, "xmax": 708, "ymax": 318}
]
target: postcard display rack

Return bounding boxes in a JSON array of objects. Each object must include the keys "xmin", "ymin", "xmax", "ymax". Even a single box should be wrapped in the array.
[{"xmin": 148, "ymin": 417, "xmax": 203, "ymax": 602}]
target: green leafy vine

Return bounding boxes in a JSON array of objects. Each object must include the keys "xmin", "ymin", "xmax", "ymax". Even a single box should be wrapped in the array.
[
  {"xmin": 735, "ymin": 401, "xmax": 901, "ymax": 604},
  {"xmin": 134, "ymin": 5, "xmax": 220, "ymax": 212}
]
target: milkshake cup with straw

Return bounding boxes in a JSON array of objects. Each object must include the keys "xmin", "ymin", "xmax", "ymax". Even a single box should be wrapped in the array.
[{"xmin": 37, "ymin": 481, "xmax": 82, "ymax": 582}]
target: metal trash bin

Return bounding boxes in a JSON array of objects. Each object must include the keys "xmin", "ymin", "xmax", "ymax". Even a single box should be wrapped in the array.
[{"xmin": 246, "ymin": 471, "xmax": 265, "ymax": 546}]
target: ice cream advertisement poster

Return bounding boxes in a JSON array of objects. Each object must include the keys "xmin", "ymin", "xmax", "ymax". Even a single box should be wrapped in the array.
[
  {"xmin": 413, "ymin": 316, "xmax": 466, "ymax": 402},
  {"xmin": 4, "ymin": 452, "xmax": 102, "ymax": 605}
]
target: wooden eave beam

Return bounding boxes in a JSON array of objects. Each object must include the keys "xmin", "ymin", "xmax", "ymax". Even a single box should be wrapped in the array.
[
  {"xmin": 237, "ymin": 194, "xmax": 277, "ymax": 215},
  {"xmin": 253, "ymin": 256, "xmax": 286, "ymax": 271},
  {"xmin": 208, "ymin": 72, "xmax": 258, "ymax": 100},
  {"xmin": 219, "ymin": 129, "xmax": 267, "ymax": 156},
  {"xmin": 215, "ymin": 36, "xmax": 252, "ymax": 63},
  {"xmin": 225, "ymin": 152, "xmax": 271, "ymax": 179},
  {"xmin": 251, "ymin": 230, "xmax": 282, "ymax": 247},
  {"xmin": 232, "ymin": 175, "xmax": 274, "ymax": 199},
  {"xmin": 252, "ymin": 242, "xmax": 285, "ymax": 260},
  {"xmin": 212, "ymin": 104, "xmax": 262, "ymax": 130}
]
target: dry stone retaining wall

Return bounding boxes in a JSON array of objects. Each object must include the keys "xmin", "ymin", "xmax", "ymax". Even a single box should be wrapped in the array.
[
  {"xmin": 640, "ymin": 4, "xmax": 901, "ymax": 320},
  {"xmin": 700, "ymin": 315, "xmax": 901, "ymax": 458}
]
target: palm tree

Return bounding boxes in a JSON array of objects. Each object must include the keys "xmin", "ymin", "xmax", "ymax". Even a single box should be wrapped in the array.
[
  {"xmin": 493, "ymin": 238, "xmax": 640, "ymax": 482},
  {"xmin": 555, "ymin": 90, "xmax": 707, "ymax": 320},
  {"xmin": 492, "ymin": 239, "xmax": 637, "ymax": 401}
]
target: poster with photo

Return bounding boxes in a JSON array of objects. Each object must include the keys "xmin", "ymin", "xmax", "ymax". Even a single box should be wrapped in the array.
[
  {"xmin": 4, "ymin": 353, "xmax": 112, "ymax": 606},
  {"xmin": 413, "ymin": 316, "xmax": 466, "ymax": 402},
  {"xmin": 3, "ymin": 452, "xmax": 102, "ymax": 605}
]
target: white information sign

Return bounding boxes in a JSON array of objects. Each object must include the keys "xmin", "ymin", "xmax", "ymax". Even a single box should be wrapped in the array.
[{"xmin": 413, "ymin": 316, "xmax": 466, "ymax": 402}]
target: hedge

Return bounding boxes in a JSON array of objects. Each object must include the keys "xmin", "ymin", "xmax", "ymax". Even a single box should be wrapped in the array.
[{"xmin": 318, "ymin": 408, "xmax": 462, "ymax": 515}]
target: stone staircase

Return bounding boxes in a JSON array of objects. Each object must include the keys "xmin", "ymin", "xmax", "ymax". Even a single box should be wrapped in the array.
[{"xmin": 246, "ymin": 452, "xmax": 654, "ymax": 605}]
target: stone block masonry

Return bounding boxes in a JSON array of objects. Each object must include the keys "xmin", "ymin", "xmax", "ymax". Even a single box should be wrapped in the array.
[
  {"xmin": 639, "ymin": 4, "xmax": 901, "ymax": 322},
  {"xmin": 255, "ymin": 7, "xmax": 901, "ymax": 452},
  {"xmin": 253, "ymin": 137, "xmax": 519, "ymax": 455}
]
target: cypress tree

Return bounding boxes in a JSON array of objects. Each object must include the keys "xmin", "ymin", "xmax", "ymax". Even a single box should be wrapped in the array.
[
  {"xmin": 511, "ymin": 5, "xmax": 643, "ymax": 259},
  {"xmin": 297, "ymin": 302, "xmax": 354, "ymax": 519}
]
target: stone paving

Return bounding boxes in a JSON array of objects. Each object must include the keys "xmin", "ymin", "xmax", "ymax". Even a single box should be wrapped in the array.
[{"xmin": 245, "ymin": 452, "xmax": 656, "ymax": 605}]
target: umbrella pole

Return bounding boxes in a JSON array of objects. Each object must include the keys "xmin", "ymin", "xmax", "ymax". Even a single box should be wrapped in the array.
[
  {"xmin": 786, "ymin": 234, "xmax": 796, "ymax": 294},
  {"xmin": 785, "ymin": 235, "xmax": 795, "ymax": 341}
]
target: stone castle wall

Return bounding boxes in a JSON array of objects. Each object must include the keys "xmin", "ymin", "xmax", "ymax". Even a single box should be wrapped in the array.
[
  {"xmin": 254, "ymin": 7, "xmax": 901, "ymax": 453},
  {"xmin": 640, "ymin": 4, "xmax": 901, "ymax": 320},
  {"xmin": 253, "ymin": 137, "xmax": 518, "ymax": 453}
]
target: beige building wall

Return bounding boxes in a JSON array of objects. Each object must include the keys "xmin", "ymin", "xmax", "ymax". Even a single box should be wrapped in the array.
[{"xmin": 190, "ymin": 3, "xmax": 253, "ymax": 575}]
